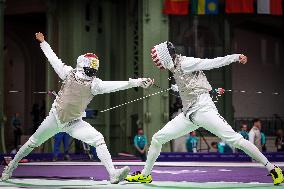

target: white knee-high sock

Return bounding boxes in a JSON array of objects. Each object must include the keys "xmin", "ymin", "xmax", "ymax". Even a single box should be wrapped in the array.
[
  {"xmin": 96, "ymin": 144, "xmax": 115, "ymax": 175},
  {"xmin": 11, "ymin": 141, "xmax": 35, "ymax": 164},
  {"xmin": 237, "ymin": 139, "xmax": 274, "ymax": 172},
  {"xmin": 141, "ymin": 140, "xmax": 162, "ymax": 176}
]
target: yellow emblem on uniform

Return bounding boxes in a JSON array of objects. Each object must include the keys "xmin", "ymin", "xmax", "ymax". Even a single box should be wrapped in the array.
[{"xmin": 90, "ymin": 59, "xmax": 99, "ymax": 69}]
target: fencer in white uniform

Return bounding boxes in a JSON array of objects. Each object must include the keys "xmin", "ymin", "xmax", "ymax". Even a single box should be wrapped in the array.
[
  {"xmin": 125, "ymin": 41, "xmax": 283, "ymax": 185},
  {"xmin": 1, "ymin": 32, "xmax": 153, "ymax": 184}
]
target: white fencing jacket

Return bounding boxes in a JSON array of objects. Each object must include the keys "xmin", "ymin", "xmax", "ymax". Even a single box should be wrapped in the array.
[{"xmin": 40, "ymin": 41, "xmax": 142, "ymax": 125}]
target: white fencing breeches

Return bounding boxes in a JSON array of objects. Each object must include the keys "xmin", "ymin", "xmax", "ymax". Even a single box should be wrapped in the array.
[
  {"xmin": 28, "ymin": 110, "xmax": 104, "ymax": 148},
  {"xmin": 142, "ymin": 94, "xmax": 273, "ymax": 176},
  {"xmin": 141, "ymin": 113, "xmax": 199, "ymax": 176},
  {"xmin": 10, "ymin": 109, "xmax": 116, "ymax": 176}
]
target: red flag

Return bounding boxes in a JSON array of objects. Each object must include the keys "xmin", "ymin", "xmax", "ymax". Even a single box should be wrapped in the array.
[
  {"xmin": 258, "ymin": 0, "xmax": 283, "ymax": 15},
  {"xmin": 163, "ymin": 0, "xmax": 189, "ymax": 15},
  {"xmin": 225, "ymin": 0, "xmax": 254, "ymax": 14},
  {"xmin": 270, "ymin": 0, "xmax": 283, "ymax": 15}
]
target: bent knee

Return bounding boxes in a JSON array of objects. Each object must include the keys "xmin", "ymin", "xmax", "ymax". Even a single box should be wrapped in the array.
[
  {"xmin": 96, "ymin": 138, "xmax": 105, "ymax": 147},
  {"xmin": 233, "ymin": 137, "xmax": 247, "ymax": 148},
  {"xmin": 152, "ymin": 132, "xmax": 166, "ymax": 146},
  {"xmin": 88, "ymin": 133, "xmax": 105, "ymax": 147},
  {"xmin": 27, "ymin": 138, "xmax": 40, "ymax": 148},
  {"xmin": 223, "ymin": 133, "xmax": 244, "ymax": 147}
]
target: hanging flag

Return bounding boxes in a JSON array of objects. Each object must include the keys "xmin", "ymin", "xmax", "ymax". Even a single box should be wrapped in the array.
[
  {"xmin": 163, "ymin": 0, "xmax": 189, "ymax": 15},
  {"xmin": 192, "ymin": 0, "xmax": 219, "ymax": 15},
  {"xmin": 257, "ymin": 0, "xmax": 283, "ymax": 15},
  {"xmin": 225, "ymin": 0, "xmax": 254, "ymax": 14}
]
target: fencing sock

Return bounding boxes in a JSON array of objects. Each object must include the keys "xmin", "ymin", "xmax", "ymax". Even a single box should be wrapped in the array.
[
  {"xmin": 96, "ymin": 143, "xmax": 116, "ymax": 175},
  {"xmin": 141, "ymin": 139, "xmax": 162, "ymax": 176},
  {"xmin": 237, "ymin": 139, "xmax": 274, "ymax": 172}
]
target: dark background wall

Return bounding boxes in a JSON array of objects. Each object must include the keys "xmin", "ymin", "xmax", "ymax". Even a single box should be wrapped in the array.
[
  {"xmin": 232, "ymin": 28, "xmax": 284, "ymax": 118},
  {"xmin": 170, "ymin": 15, "xmax": 284, "ymax": 120},
  {"xmin": 4, "ymin": 13, "xmax": 46, "ymax": 150}
]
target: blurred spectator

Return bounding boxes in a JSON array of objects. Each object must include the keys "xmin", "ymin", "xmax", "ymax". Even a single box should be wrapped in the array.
[
  {"xmin": 238, "ymin": 123, "xmax": 249, "ymax": 140},
  {"xmin": 218, "ymin": 141, "xmax": 233, "ymax": 153},
  {"xmin": 31, "ymin": 103, "xmax": 40, "ymax": 132},
  {"xmin": 40, "ymin": 100, "xmax": 46, "ymax": 122},
  {"xmin": 211, "ymin": 141, "xmax": 233, "ymax": 153},
  {"xmin": 53, "ymin": 132, "xmax": 71, "ymax": 161},
  {"xmin": 237, "ymin": 123, "xmax": 249, "ymax": 153},
  {"xmin": 10, "ymin": 145, "xmax": 22, "ymax": 155},
  {"xmin": 82, "ymin": 142, "xmax": 98, "ymax": 161},
  {"xmin": 11, "ymin": 113, "xmax": 22, "ymax": 148},
  {"xmin": 186, "ymin": 131, "xmax": 199, "ymax": 153},
  {"xmin": 90, "ymin": 146, "xmax": 98, "ymax": 160},
  {"xmin": 211, "ymin": 142, "xmax": 218, "ymax": 152},
  {"xmin": 261, "ymin": 131, "xmax": 266, "ymax": 152},
  {"xmin": 275, "ymin": 129, "xmax": 284, "ymax": 152},
  {"xmin": 249, "ymin": 119, "xmax": 262, "ymax": 151},
  {"xmin": 134, "ymin": 128, "xmax": 147, "ymax": 162},
  {"xmin": 170, "ymin": 98, "xmax": 183, "ymax": 119}
]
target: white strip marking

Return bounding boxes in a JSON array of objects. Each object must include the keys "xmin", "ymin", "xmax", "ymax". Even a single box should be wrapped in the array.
[{"xmin": 19, "ymin": 161, "xmax": 284, "ymax": 167}]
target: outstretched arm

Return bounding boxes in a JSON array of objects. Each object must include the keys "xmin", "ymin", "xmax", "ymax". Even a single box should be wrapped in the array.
[
  {"xmin": 35, "ymin": 32, "xmax": 73, "ymax": 80},
  {"xmin": 91, "ymin": 78, "xmax": 153, "ymax": 96},
  {"xmin": 181, "ymin": 54, "xmax": 247, "ymax": 73}
]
